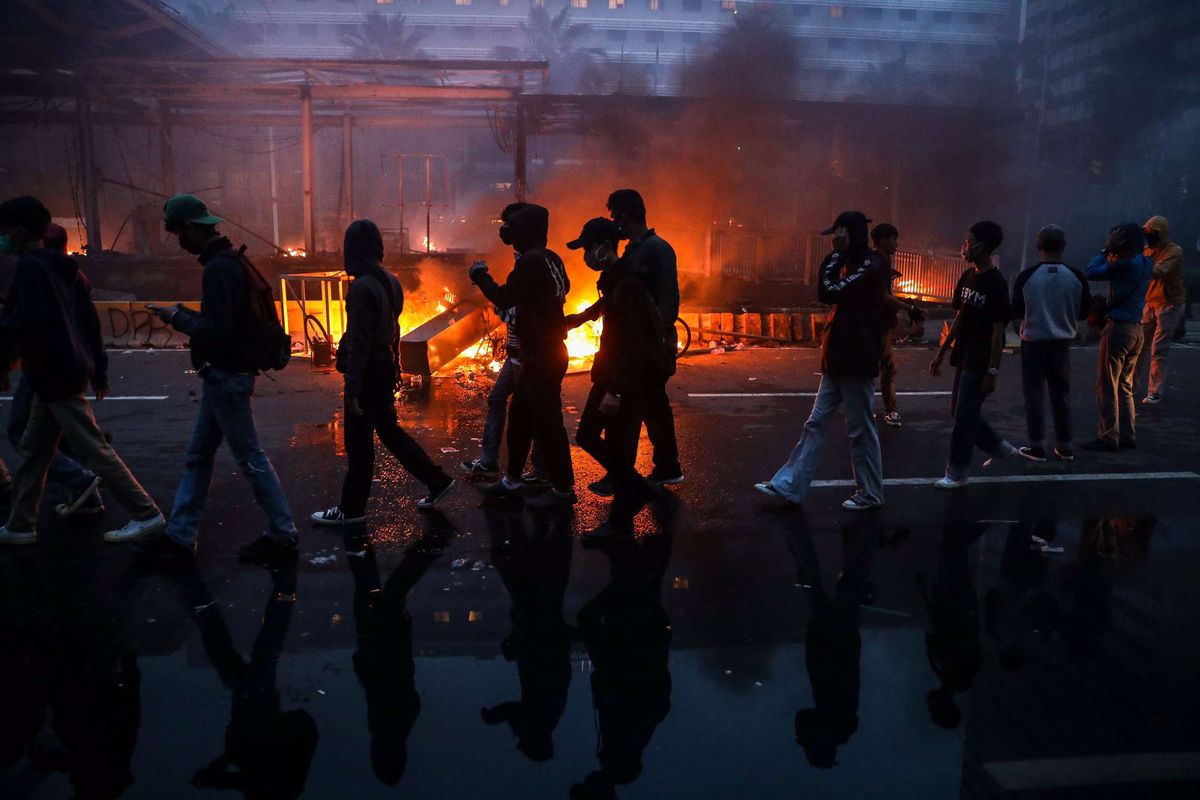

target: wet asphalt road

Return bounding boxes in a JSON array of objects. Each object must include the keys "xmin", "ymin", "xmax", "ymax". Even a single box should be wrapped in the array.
[{"xmin": 1, "ymin": 342, "xmax": 1198, "ymax": 799}]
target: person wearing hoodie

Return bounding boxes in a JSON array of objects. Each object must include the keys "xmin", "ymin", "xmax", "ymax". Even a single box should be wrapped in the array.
[
  {"xmin": 469, "ymin": 204, "xmax": 576, "ymax": 508},
  {"xmin": 567, "ymin": 218, "xmax": 668, "ymax": 542},
  {"xmin": 3, "ymin": 223, "xmax": 105, "ymax": 518},
  {"xmin": 0, "ymin": 196, "xmax": 165, "ymax": 546},
  {"xmin": 929, "ymin": 221, "xmax": 1015, "ymax": 489},
  {"xmin": 1082, "ymin": 223, "xmax": 1153, "ymax": 452},
  {"xmin": 755, "ymin": 211, "xmax": 891, "ymax": 511},
  {"xmin": 311, "ymin": 219, "xmax": 455, "ymax": 527},
  {"xmin": 1135, "ymin": 215, "xmax": 1186, "ymax": 405},
  {"xmin": 143, "ymin": 194, "xmax": 296, "ymax": 562}
]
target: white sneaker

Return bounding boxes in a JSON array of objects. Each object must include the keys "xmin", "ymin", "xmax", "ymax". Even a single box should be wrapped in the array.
[
  {"xmin": 0, "ymin": 526, "xmax": 37, "ymax": 545},
  {"xmin": 104, "ymin": 513, "xmax": 167, "ymax": 543},
  {"xmin": 982, "ymin": 443, "xmax": 1018, "ymax": 469},
  {"xmin": 934, "ymin": 476, "xmax": 969, "ymax": 490},
  {"xmin": 310, "ymin": 506, "xmax": 365, "ymax": 527}
]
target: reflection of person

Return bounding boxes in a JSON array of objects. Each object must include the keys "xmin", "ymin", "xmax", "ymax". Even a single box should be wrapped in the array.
[
  {"xmin": 480, "ymin": 504, "xmax": 574, "ymax": 761},
  {"xmin": 789, "ymin": 512, "xmax": 880, "ymax": 767},
  {"xmin": 189, "ymin": 551, "xmax": 319, "ymax": 799},
  {"xmin": 146, "ymin": 194, "xmax": 296, "ymax": 561},
  {"xmin": 1082, "ymin": 224, "xmax": 1153, "ymax": 452},
  {"xmin": 930, "ymin": 221, "xmax": 1014, "ymax": 489},
  {"xmin": 347, "ymin": 512, "xmax": 454, "ymax": 785},
  {"xmin": 757, "ymin": 211, "xmax": 891, "ymax": 511},
  {"xmin": 0, "ymin": 195, "xmax": 165, "ymax": 547},
  {"xmin": 311, "ymin": 219, "xmax": 455, "ymax": 527},
  {"xmin": 920, "ymin": 519, "xmax": 985, "ymax": 729},
  {"xmin": 571, "ymin": 515, "xmax": 675, "ymax": 799},
  {"xmin": 567, "ymin": 217, "xmax": 667, "ymax": 542}
]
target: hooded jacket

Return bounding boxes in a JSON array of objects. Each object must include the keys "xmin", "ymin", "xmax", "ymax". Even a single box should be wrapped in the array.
[
  {"xmin": 471, "ymin": 205, "xmax": 570, "ymax": 362},
  {"xmin": 589, "ymin": 260, "xmax": 667, "ymax": 396},
  {"xmin": 337, "ymin": 219, "xmax": 404, "ymax": 398},
  {"xmin": 816, "ymin": 217, "xmax": 891, "ymax": 378},
  {"xmin": 0, "ymin": 248, "xmax": 107, "ymax": 401},
  {"xmin": 1142, "ymin": 216, "xmax": 1186, "ymax": 308}
]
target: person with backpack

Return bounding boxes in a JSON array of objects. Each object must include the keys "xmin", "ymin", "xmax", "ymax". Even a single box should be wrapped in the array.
[
  {"xmin": 0, "ymin": 196, "xmax": 165, "ymax": 546},
  {"xmin": 140, "ymin": 194, "xmax": 296, "ymax": 562},
  {"xmin": 310, "ymin": 219, "xmax": 455, "ymax": 527}
]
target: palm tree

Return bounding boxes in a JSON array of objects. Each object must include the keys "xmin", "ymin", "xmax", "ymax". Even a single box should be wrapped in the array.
[
  {"xmin": 340, "ymin": 12, "xmax": 425, "ymax": 60},
  {"xmin": 493, "ymin": 4, "xmax": 603, "ymax": 93}
]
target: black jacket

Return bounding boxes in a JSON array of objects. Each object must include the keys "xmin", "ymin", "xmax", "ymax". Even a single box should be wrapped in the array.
[
  {"xmin": 472, "ymin": 205, "xmax": 570, "ymax": 362},
  {"xmin": 171, "ymin": 237, "xmax": 259, "ymax": 373},
  {"xmin": 589, "ymin": 262, "xmax": 667, "ymax": 396},
  {"xmin": 620, "ymin": 230, "xmax": 680, "ymax": 364},
  {"xmin": 337, "ymin": 219, "xmax": 403, "ymax": 397},
  {"xmin": 818, "ymin": 247, "xmax": 891, "ymax": 378},
  {"xmin": 0, "ymin": 248, "xmax": 107, "ymax": 402}
]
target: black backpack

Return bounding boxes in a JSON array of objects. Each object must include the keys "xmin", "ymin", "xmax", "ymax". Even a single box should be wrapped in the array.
[{"xmin": 233, "ymin": 245, "xmax": 292, "ymax": 372}]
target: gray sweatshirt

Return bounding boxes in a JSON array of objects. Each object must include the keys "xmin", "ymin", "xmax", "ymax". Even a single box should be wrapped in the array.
[{"xmin": 1011, "ymin": 261, "xmax": 1091, "ymax": 342}]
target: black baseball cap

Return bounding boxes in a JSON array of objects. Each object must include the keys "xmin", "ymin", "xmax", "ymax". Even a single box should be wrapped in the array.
[
  {"xmin": 1036, "ymin": 224, "xmax": 1066, "ymax": 247},
  {"xmin": 567, "ymin": 217, "xmax": 621, "ymax": 250},
  {"xmin": 821, "ymin": 210, "xmax": 871, "ymax": 236}
]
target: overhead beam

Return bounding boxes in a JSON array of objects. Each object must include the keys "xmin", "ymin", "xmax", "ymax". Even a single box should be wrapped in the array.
[
  {"xmin": 0, "ymin": 110, "xmax": 495, "ymax": 129},
  {"xmin": 85, "ymin": 57, "xmax": 548, "ymax": 74},
  {"xmin": 89, "ymin": 84, "xmax": 519, "ymax": 102},
  {"xmin": 98, "ymin": 19, "xmax": 164, "ymax": 41}
]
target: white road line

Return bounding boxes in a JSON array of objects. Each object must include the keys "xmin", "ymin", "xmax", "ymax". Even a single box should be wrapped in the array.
[
  {"xmin": 808, "ymin": 471, "xmax": 1199, "ymax": 488},
  {"xmin": 688, "ymin": 391, "xmax": 951, "ymax": 398},
  {"xmin": 984, "ymin": 752, "xmax": 1200, "ymax": 791},
  {"xmin": 0, "ymin": 396, "xmax": 168, "ymax": 401}
]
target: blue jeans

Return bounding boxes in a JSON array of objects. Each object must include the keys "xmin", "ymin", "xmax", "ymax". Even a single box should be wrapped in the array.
[
  {"xmin": 167, "ymin": 368, "xmax": 295, "ymax": 545},
  {"xmin": 481, "ymin": 357, "xmax": 545, "ymax": 473},
  {"xmin": 7, "ymin": 375, "xmax": 96, "ymax": 492},
  {"xmin": 770, "ymin": 374, "xmax": 883, "ymax": 505}
]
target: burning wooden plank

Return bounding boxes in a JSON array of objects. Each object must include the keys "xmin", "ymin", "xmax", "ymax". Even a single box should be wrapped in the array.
[{"xmin": 399, "ymin": 299, "xmax": 499, "ymax": 376}]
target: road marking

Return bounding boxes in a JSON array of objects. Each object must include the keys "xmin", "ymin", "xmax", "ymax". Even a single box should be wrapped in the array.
[
  {"xmin": 688, "ymin": 391, "xmax": 951, "ymax": 398},
  {"xmin": 984, "ymin": 752, "xmax": 1200, "ymax": 791},
  {"xmin": 0, "ymin": 396, "xmax": 168, "ymax": 401},
  {"xmin": 808, "ymin": 471, "xmax": 1199, "ymax": 488}
]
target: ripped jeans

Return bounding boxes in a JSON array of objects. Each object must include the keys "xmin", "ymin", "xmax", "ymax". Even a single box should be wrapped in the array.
[{"xmin": 167, "ymin": 367, "xmax": 295, "ymax": 546}]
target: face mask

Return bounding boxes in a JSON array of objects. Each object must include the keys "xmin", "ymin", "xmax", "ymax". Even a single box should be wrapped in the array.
[
  {"xmin": 1144, "ymin": 230, "xmax": 1161, "ymax": 247},
  {"xmin": 0, "ymin": 234, "xmax": 11, "ymax": 254},
  {"xmin": 961, "ymin": 241, "xmax": 987, "ymax": 262}
]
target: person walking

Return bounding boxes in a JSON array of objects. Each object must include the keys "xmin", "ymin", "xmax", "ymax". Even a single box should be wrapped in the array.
[
  {"xmin": 870, "ymin": 223, "xmax": 923, "ymax": 428},
  {"xmin": 0, "ymin": 196, "xmax": 165, "ymax": 546},
  {"xmin": 1082, "ymin": 223, "xmax": 1152, "ymax": 452},
  {"xmin": 567, "ymin": 218, "xmax": 668, "ymax": 542},
  {"xmin": 141, "ymin": 194, "xmax": 297, "ymax": 561},
  {"xmin": 1135, "ymin": 216, "xmax": 1186, "ymax": 404},
  {"xmin": 755, "ymin": 211, "xmax": 891, "ymax": 511},
  {"xmin": 311, "ymin": 220, "xmax": 455, "ymax": 526},
  {"xmin": 470, "ymin": 204, "xmax": 576, "ymax": 508},
  {"xmin": 607, "ymin": 190, "xmax": 684, "ymax": 488},
  {"xmin": 1010, "ymin": 225, "xmax": 1090, "ymax": 463},
  {"xmin": 461, "ymin": 202, "xmax": 547, "ymax": 484},
  {"xmin": 929, "ymin": 221, "xmax": 1015, "ymax": 489}
]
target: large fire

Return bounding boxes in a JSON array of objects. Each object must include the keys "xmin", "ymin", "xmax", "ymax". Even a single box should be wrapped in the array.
[{"xmin": 565, "ymin": 298, "xmax": 602, "ymax": 370}]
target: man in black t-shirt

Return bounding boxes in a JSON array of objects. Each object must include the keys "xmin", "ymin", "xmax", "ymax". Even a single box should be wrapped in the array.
[{"xmin": 929, "ymin": 221, "xmax": 1015, "ymax": 488}]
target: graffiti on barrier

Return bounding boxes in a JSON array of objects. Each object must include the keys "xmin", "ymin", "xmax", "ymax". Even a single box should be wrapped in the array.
[{"xmin": 99, "ymin": 303, "xmax": 190, "ymax": 348}]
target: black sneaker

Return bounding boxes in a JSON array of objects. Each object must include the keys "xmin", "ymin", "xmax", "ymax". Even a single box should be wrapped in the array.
[
  {"xmin": 1054, "ymin": 446, "xmax": 1074, "ymax": 462},
  {"xmin": 588, "ymin": 476, "xmax": 614, "ymax": 497},
  {"xmin": 238, "ymin": 535, "xmax": 298, "ymax": 563},
  {"xmin": 648, "ymin": 468, "xmax": 685, "ymax": 487},
  {"xmin": 1081, "ymin": 439, "xmax": 1118, "ymax": 453},
  {"xmin": 310, "ymin": 505, "xmax": 365, "ymax": 527},
  {"xmin": 1018, "ymin": 446, "xmax": 1047, "ymax": 463},
  {"xmin": 526, "ymin": 488, "xmax": 578, "ymax": 509},
  {"xmin": 461, "ymin": 459, "xmax": 499, "ymax": 478},
  {"xmin": 418, "ymin": 479, "xmax": 456, "ymax": 510},
  {"xmin": 521, "ymin": 471, "xmax": 552, "ymax": 488}
]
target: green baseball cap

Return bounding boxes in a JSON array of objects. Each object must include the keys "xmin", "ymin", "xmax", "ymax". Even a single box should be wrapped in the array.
[{"xmin": 163, "ymin": 194, "xmax": 223, "ymax": 230}]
